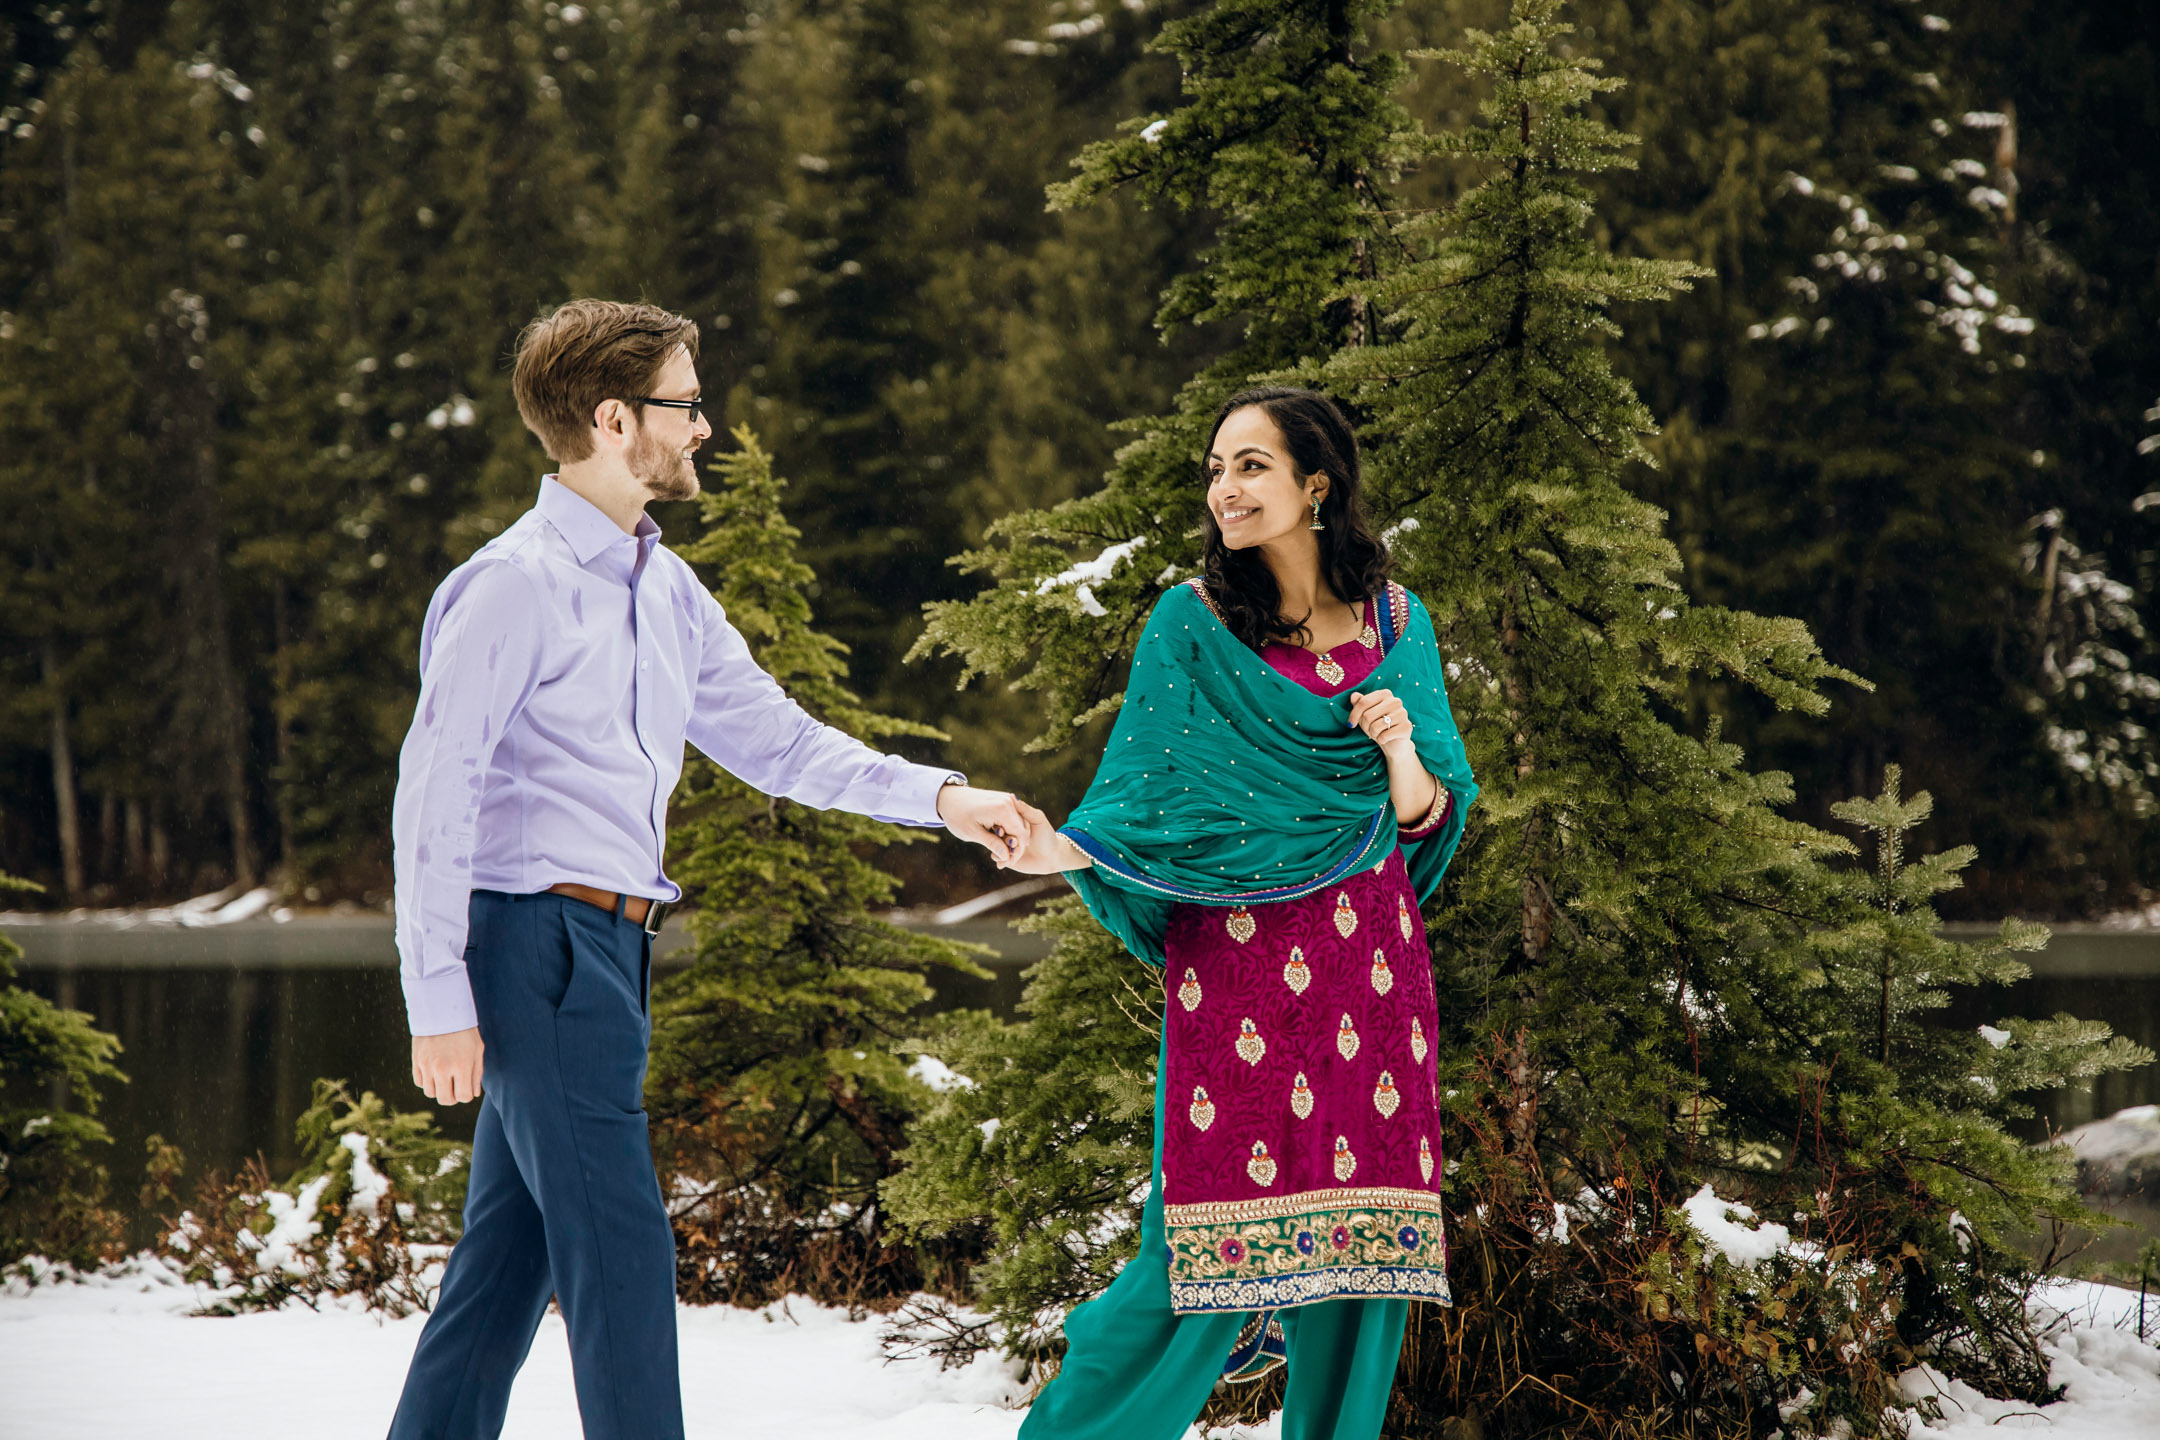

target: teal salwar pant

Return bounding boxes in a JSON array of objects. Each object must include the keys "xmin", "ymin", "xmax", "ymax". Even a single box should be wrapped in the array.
[{"xmin": 1020, "ymin": 1059, "xmax": 1410, "ymax": 1440}]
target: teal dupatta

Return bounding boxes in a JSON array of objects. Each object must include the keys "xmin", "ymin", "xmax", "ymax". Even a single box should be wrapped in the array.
[{"xmin": 1062, "ymin": 581, "xmax": 1477, "ymax": 967}]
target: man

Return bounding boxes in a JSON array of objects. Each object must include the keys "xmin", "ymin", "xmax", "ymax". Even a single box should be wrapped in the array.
[{"xmin": 387, "ymin": 299, "xmax": 1033, "ymax": 1440}]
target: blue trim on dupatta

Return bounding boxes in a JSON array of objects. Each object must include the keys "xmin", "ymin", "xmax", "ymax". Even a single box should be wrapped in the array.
[{"xmin": 1057, "ymin": 808, "xmax": 1394, "ymax": 907}]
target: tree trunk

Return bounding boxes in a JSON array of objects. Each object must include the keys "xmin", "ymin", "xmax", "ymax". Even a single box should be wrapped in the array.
[
  {"xmin": 98, "ymin": 790, "xmax": 118, "ymax": 884},
  {"xmin": 43, "ymin": 639, "xmax": 85, "ymax": 900},
  {"xmin": 149, "ymin": 807, "xmax": 171, "ymax": 890},
  {"xmin": 124, "ymin": 796, "xmax": 147, "ymax": 880}
]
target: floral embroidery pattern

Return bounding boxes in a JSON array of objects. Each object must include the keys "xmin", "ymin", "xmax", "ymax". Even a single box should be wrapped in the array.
[
  {"xmin": 1283, "ymin": 946, "xmax": 1311, "ymax": 996},
  {"xmin": 1370, "ymin": 950, "xmax": 1394, "ymax": 996},
  {"xmin": 1177, "ymin": 967, "xmax": 1203, "ymax": 1012},
  {"xmin": 1247, "ymin": 1141, "xmax": 1278, "ymax": 1187},
  {"xmin": 1225, "ymin": 906, "xmax": 1257, "ymax": 944},
  {"xmin": 1398, "ymin": 896, "xmax": 1414, "ymax": 942},
  {"xmin": 1164, "ymin": 1186, "xmax": 1452, "ymax": 1313},
  {"xmin": 1290, "ymin": 1072, "xmax": 1315, "ymax": 1119},
  {"xmin": 1337, "ymin": 1013, "xmax": 1361, "ymax": 1061},
  {"xmin": 1333, "ymin": 1136, "xmax": 1358, "ymax": 1182},
  {"xmin": 1373, "ymin": 1071, "xmax": 1401, "ymax": 1119},
  {"xmin": 1419, "ymin": 1136, "xmax": 1436, "ymax": 1183},
  {"xmin": 1315, "ymin": 651, "xmax": 1345, "ymax": 687},
  {"xmin": 1410, "ymin": 1016, "xmax": 1428, "ymax": 1064},
  {"xmin": 1190, "ymin": 1086, "xmax": 1217, "ymax": 1131},
  {"xmin": 1333, "ymin": 893, "xmax": 1358, "ymax": 939},
  {"xmin": 1235, "ymin": 1017, "xmax": 1267, "ymax": 1066}
]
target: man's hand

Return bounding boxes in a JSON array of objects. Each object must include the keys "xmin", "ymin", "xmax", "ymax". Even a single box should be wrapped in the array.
[
  {"xmin": 413, "ymin": 1027, "xmax": 485, "ymax": 1105},
  {"xmin": 936, "ymin": 783, "xmax": 1036, "ymax": 866}
]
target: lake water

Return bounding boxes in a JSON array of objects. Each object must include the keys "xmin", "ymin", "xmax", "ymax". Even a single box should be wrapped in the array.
[{"xmin": 7, "ymin": 916, "xmax": 2155, "ymax": 1261}]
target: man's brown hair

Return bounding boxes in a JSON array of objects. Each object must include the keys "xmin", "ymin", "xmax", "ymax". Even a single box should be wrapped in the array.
[{"xmin": 511, "ymin": 300, "xmax": 700, "ymax": 463}]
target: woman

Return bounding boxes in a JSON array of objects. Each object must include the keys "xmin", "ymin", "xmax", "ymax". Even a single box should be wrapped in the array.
[{"xmin": 1005, "ymin": 387, "xmax": 1477, "ymax": 1440}]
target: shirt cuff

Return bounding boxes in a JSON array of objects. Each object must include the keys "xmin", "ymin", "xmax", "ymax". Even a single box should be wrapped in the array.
[
  {"xmin": 1398, "ymin": 788, "xmax": 1453, "ymax": 840},
  {"xmin": 880, "ymin": 765, "xmax": 965, "ymax": 828},
  {"xmin": 403, "ymin": 967, "xmax": 479, "ymax": 1037}
]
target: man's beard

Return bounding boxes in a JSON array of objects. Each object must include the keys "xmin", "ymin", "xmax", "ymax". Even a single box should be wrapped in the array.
[{"xmin": 630, "ymin": 423, "xmax": 698, "ymax": 503}]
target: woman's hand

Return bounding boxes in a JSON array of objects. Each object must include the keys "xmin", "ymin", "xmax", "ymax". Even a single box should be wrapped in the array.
[
  {"xmin": 1347, "ymin": 688, "xmax": 1417, "ymax": 760},
  {"xmin": 1350, "ymin": 689, "xmax": 1443, "ymax": 826},
  {"xmin": 1004, "ymin": 800, "xmax": 1095, "ymax": 874}
]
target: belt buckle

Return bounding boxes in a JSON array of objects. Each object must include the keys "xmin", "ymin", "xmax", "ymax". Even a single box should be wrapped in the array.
[{"xmin": 642, "ymin": 900, "xmax": 668, "ymax": 938}]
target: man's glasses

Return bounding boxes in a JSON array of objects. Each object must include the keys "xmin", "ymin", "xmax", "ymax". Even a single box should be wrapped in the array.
[{"xmin": 628, "ymin": 395, "xmax": 704, "ymax": 424}]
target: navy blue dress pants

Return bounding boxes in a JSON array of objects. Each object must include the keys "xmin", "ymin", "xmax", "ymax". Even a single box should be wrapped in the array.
[{"xmin": 388, "ymin": 890, "xmax": 681, "ymax": 1440}]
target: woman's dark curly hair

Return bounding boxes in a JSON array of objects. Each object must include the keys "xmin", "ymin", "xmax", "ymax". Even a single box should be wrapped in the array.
[{"xmin": 1199, "ymin": 386, "xmax": 1392, "ymax": 652}]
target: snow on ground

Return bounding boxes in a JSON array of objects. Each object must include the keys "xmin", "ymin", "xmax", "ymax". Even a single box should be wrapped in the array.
[
  {"xmin": 1903, "ymin": 1280, "xmax": 2159, "ymax": 1439},
  {"xmin": 0, "ymin": 1259, "xmax": 1031, "ymax": 1440},
  {"xmin": 1, "ymin": 1260, "xmax": 2150, "ymax": 1438}
]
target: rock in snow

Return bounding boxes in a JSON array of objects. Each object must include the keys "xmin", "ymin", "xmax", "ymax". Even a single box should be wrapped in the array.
[{"xmin": 2060, "ymin": 1105, "xmax": 2160, "ymax": 1196}]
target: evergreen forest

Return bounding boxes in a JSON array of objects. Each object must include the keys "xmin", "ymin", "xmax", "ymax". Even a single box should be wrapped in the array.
[
  {"xmin": 2, "ymin": 0, "xmax": 2156, "ymax": 921},
  {"xmin": 6, "ymin": 3, "xmax": 2160, "ymax": 1435}
]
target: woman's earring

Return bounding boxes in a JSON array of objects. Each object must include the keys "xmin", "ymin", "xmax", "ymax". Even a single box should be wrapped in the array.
[{"xmin": 1309, "ymin": 497, "xmax": 1325, "ymax": 531}]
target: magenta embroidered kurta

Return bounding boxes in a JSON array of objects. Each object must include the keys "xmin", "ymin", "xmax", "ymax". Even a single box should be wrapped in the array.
[{"xmin": 1158, "ymin": 609, "xmax": 1452, "ymax": 1313}]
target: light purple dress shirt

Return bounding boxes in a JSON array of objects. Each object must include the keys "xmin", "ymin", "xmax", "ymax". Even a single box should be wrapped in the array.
[{"xmin": 392, "ymin": 477, "xmax": 959, "ymax": 1036}]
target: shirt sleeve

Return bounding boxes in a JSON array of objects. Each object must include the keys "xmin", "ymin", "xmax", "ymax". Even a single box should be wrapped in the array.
[
  {"xmin": 392, "ymin": 562, "xmax": 545, "ymax": 1036},
  {"xmin": 1397, "ymin": 786, "xmax": 1452, "ymax": 840},
  {"xmin": 682, "ymin": 589, "xmax": 958, "ymax": 825}
]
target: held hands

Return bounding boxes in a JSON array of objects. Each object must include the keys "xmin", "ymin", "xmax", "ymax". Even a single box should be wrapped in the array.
[
  {"xmin": 413, "ymin": 1027, "xmax": 484, "ymax": 1105},
  {"xmin": 936, "ymin": 783, "xmax": 1039, "ymax": 867},
  {"xmin": 1347, "ymin": 688, "xmax": 1417, "ymax": 760},
  {"xmin": 1003, "ymin": 799, "xmax": 1093, "ymax": 875}
]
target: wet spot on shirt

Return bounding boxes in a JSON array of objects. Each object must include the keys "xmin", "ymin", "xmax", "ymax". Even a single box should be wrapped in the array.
[
  {"xmin": 452, "ymin": 856, "xmax": 468, "ymax": 871},
  {"xmin": 422, "ymin": 690, "xmax": 436, "ymax": 726},
  {"xmin": 416, "ymin": 844, "xmax": 430, "ymax": 865},
  {"xmin": 480, "ymin": 717, "xmax": 491, "ymax": 747}
]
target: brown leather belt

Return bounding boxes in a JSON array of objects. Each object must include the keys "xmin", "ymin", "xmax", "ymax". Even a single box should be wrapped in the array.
[{"xmin": 547, "ymin": 882, "xmax": 670, "ymax": 936}]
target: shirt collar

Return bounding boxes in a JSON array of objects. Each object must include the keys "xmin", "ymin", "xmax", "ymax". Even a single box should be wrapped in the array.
[{"xmin": 536, "ymin": 476, "xmax": 662, "ymax": 567}]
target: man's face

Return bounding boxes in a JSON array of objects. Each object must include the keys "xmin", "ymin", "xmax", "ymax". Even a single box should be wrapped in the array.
[{"xmin": 627, "ymin": 347, "xmax": 711, "ymax": 503}]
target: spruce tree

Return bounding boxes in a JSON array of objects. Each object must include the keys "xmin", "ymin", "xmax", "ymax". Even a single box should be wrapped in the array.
[
  {"xmin": 1566, "ymin": 0, "xmax": 2157, "ymax": 912},
  {"xmin": 891, "ymin": 0, "xmax": 1417, "ymax": 1337},
  {"xmin": 643, "ymin": 429, "xmax": 992, "ymax": 1306},
  {"xmin": 895, "ymin": 2, "xmax": 2149, "ymax": 1432},
  {"xmin": 0, "ymin": 873, "xmax": 127, "ymax": 1268}
]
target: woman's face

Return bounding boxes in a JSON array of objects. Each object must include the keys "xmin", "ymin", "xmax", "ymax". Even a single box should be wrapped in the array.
[{"xmin": 1205, "ymin": 405, "xmax": 1327, "ymax": 551}]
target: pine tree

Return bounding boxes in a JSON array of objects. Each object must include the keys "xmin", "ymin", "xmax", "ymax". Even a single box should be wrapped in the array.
[
  {"xmin": 891, "ymin": 0, "xmax": 1418, "ymax": 1340},
  {"xmin": 642, "ymin": 429, "xmax": 992, "ymax": 1307},
  {"xmin": 1327, "ymin": 9, "xmax": 2145, "ymax": 1427},
  {"xmin": 1564, "ymin": 0, "xmax": 2158, "ymax": 913},
  {"xmin": 895, "ymin": 2, "xmax": 2149, "ymax": 1432},
  {"xmin": 0, "ymin": 872, "xmax": 127, "ymax": 1268}
]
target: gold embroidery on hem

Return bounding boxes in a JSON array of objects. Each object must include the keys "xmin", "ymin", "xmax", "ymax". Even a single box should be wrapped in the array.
[
  {"xmin": 1170, "ymin": 1266, "xmax": 1452, "ymax": 1315},
  {"xmin": 1164, "ymin": 1185, "xmax": 1446, "ymax": 1228}
]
